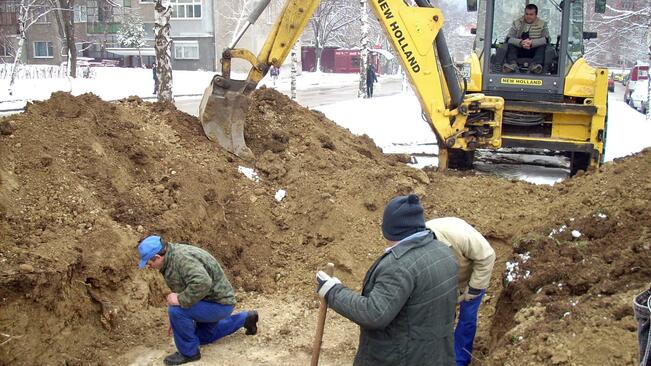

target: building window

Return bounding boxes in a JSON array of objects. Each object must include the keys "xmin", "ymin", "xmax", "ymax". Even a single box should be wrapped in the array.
[
  {"xmin": 171, "ymin": 0, "xmax": 201, "ymax": 19},
  {"xmin": 74, "ymin": 5, "xmax": 87, "ymax": 22},
  {"xmin": 174, "ymin": 41, "xmax": 199, "ymax": 59},
  {"xmin": 33, "ymin": 41, "xmax": 54, "ymax": 58},
  {"xmin": 123, "ymin": 0, "xmax": 132, "ymax": 6}
]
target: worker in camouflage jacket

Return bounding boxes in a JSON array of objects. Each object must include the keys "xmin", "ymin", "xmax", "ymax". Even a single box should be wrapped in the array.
[
  {"xmin": 426, "ymin": 217, "xmax": 496, "ymax": 366},
  {"xmin": 137, "ymin": 236, "xmax": 259, "ymax": 365},
  {"xmin": 316, "ymin": 194, "xmax": 458, "ymax": 365}
]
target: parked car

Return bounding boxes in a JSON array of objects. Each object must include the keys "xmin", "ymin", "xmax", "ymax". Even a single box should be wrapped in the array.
[
  {"xmin": 630, "ymin": 78, "xmax": 649, "ymax": 114},
  {"xmin": 613, "ymin": 73, "xmax": 625, "ymax": 82},
  {"xmin": 624, "ymin": 62, "xmax": 649, "ymax": 104},
  {"xmin": 608, "ymin": 74, "xmax": 615, "ymax": 92}
]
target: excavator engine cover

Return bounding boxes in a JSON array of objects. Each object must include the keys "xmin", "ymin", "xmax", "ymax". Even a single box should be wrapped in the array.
[{"xmin": 199, "ymin": 75, "xmax": 255, "ymax": 160}]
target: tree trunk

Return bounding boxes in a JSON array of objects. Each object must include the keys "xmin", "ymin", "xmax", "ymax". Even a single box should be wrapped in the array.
[
  {"xmin": 61, "ymin": 0, "xmax": 77, "ymax": 78},
  {"xmin": 155, "ymin": 0, "xmax": 173, "ymax": 102},
  {"xmin": 291, "ymin": 43, "xmax": 298, "ymax": 100},
  {"xmin": 358, "ymin": 0, "xmax": 368, "ymax": 98},
  {"xmin": 315, "ymin": 45, "xmax": 322, "ymax": 72},
  {"xmin": 646, "ymin": 16, "xmax": 650, "ymax": 120},
  {"xmin": 138, "ymin": 48, "xmax": 144, "ymax": 68},
  {"xmin": 8, "ymin": 0, "xmax": 27, "ymax": 96}
]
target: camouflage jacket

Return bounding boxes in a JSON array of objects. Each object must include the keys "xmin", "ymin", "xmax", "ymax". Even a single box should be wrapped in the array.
[{"xmin": 160, "ymin": 243, "xmax": 236, "ymax": 308}]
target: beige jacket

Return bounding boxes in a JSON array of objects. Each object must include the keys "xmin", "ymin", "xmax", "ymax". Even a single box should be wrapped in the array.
[{"xmin": 426, "ymin": 217, "xmax": 495, "ymax": 290}]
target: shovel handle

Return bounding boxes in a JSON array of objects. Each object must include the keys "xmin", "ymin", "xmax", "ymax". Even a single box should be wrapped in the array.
[{"xmin": 311, "ymin": 263, "xmax": 335, "ymax": 366}]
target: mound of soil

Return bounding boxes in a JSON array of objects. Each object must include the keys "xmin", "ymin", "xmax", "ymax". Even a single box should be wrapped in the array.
[{"xmin": 0, "ymin": 89, "xmax": 649, "ymax": 365}]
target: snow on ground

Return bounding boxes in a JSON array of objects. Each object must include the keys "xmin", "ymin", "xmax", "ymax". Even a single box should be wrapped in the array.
[
  {"xmin": 604, "ymin": 96, "xmax": 651, "ymax": 162},
  {"xmin": 0, "ymin": 67, "xmax": 216, "ymax": 110}
]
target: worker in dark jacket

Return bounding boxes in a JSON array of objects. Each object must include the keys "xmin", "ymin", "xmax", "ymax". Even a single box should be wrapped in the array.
[
  {"xmin": 366, "ymin": 65, "xmax": 378, "ymax": 98},
  {"xmin": 317, "ymin": 194, "xmax": 458, "ymax": 365},
  {"xmin": 138, "ymin": 236, "xmax": 259, "ymax": 365}
]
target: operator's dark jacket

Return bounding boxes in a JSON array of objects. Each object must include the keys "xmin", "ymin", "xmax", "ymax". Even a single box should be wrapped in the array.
[{"xmin": 326, "ymin": 231, "xmax": 458, "ymax": 366}]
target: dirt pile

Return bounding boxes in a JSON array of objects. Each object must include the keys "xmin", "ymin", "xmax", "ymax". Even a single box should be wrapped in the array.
[{"xmin": 0, "ymin": 89, "xmax": 650, "ymax": 365}]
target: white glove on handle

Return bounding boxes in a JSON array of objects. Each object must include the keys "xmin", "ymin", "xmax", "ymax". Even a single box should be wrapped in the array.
[
  {"xmin": 458, "ymin": 286, "xmax": 483, "ymax": 303},
  {"xmin": 316, "ymin": 270, "xmax": 341, "ymax": 299}
]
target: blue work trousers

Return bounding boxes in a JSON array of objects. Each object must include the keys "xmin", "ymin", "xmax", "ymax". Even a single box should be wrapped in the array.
[
  {"xmin": 455, "ymin": 290, "xmax": 485, "ymax": 366},
  {"xmin": 168, "ymin": 300, "xmax": 248, "ymax": 357}
]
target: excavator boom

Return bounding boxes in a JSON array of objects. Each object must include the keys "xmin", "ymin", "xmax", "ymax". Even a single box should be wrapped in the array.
[{"xmin": 199, "ymin": 0, "xmax": 504, "ymax": 169}]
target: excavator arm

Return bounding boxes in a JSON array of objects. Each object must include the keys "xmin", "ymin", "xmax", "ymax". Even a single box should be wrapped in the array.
[{"xmin": 199, "ymin": 0, "xmax": 504, "ymax": 169}]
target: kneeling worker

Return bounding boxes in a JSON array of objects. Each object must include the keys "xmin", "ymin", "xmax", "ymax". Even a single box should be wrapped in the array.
[
  {"xmin": 503, "ymin": 4, "xmax": 549, "ymax": 74},
  {"xmin": 138, "ymin": 235, "xmax": 259, "ymax": 365},
  {"xmin": 426, "ymin": 217, "xmax": 496, "ymax": 366},
  {"xmin": 317, "ymin": 194, "xmax": 459, "ymax": 365}
]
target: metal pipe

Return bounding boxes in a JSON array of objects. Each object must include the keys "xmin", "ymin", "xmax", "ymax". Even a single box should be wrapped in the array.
[
  {"xmin": 436, "ymin": 30, "xmax": 464, "ymax": 109},
  {"xmin": 413, "ymin": 0, "xmax": 464, "ymax": 109}
]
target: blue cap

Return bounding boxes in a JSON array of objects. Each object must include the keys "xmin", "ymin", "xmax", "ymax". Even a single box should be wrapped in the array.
[{"xmin": 138, "ymin": 236, "xmax": 163, "ymax": 269}]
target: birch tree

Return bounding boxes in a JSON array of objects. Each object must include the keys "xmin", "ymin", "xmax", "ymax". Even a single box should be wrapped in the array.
[
  {"xmin": 290, "ymin": 43, "xmax": 298, "ymax": 100},
  {"xmin": 154, "ymin": 0, "xmax": 173, "ymax": 102},
  {"xmin": 358, "ymin": 0, "xmax": 368, "ymax": 98},
  {"xmin": 646, "ymin": 18, "xmax": 650, "ymax": 120},
  {"xmin": 117, "ymin": 11, "xmax": 146, "ymax": 67},
  {"xmin": 8, "ymin": 0, "xmax": 59, "ymax": 95}
]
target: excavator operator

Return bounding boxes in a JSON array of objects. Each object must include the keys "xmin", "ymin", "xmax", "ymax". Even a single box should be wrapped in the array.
[{"xmin": 502, "ymin": 4, "xmax": 549, "ymax": 74}]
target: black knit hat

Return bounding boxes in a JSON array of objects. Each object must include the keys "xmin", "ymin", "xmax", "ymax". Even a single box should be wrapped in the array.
[{"xmin": 381, "ymin": 194, "xmax": 426, "ymax": 241}]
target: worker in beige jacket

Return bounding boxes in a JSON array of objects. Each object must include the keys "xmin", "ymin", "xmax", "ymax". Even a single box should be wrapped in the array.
[{"xmin": 426, "ymin": 217, "xmax": 495, "ymax": 366}]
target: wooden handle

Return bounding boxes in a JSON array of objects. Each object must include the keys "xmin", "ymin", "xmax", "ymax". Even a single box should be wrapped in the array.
[{"xmin": 310, "ymin": 262, "xmax": 335, "ymax": 366}]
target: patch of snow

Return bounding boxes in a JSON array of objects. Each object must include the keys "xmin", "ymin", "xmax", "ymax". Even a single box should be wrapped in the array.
[
  {"xmin": 274, "ymin": 189, "xmax": 286, "ymax": 202},
  {"xmin": 238, "ymin": 166, "xmax": 259, "ymax": 182},
  {"xmin": 571, "ymin": 230, "xmax": 582, "ymax": 239}
]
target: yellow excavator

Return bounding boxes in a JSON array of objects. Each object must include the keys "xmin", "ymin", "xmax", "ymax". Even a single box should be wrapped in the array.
[{"xmin": 199, "ymin": 0, "xmax": 608, "ymax": 174}]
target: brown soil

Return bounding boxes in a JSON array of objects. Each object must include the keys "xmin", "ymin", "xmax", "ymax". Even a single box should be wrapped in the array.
[{"xmin": 1, "ymin": 89, "xmax": 650, "ymax": 365}]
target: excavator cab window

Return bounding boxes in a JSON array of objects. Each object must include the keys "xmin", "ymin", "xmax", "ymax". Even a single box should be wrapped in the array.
[{"xmin": 488, "ymin": 0, "xmax": 564, "ymax": 76}]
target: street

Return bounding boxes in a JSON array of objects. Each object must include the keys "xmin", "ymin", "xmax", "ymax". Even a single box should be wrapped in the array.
[{"xmin": 174, "ymin": 77, "xmax": 404, "ymax": 117}]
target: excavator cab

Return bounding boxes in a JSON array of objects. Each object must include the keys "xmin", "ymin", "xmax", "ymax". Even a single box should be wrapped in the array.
[{"xmin": 464, "ymin": 0, "xmax": 609, "ymax": 174}]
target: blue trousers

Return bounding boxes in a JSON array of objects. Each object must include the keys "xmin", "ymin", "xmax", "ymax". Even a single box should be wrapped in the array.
[
  {"xmin": 455, "ymin": 290, "xmax": 485, "ymax": 366},
  {"xmin": 168, "ymin": 301, "xmax": 248, "ymax": 357}
]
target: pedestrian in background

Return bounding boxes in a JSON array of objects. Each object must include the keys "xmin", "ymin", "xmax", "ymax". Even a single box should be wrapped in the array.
[
  {"xmin": 366, "ymin": 65, "xmax": 378, "ymax": 98},
  {"xmin": 137, "ymin": 235, "xmax": 259, "ymax": 365},
  {"xmin": 152, "ymin": 63, "xmax": 159, "ymax": 95},
  {"xmin": 269, "ymin": 65, "xmax": 280, "ymax": 87},
  {"xmin": 426, "ymin": 217, "xmax": 496, "ymax": 366},
  {"xmin": 316, "ymin": 194, "xmax": 458, "ymax": 365}
]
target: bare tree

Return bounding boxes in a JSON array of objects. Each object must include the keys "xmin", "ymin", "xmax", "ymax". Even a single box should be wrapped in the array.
[
  {"xmin": 584, "ymin": 1, "xmax": 650, "ymax": 67},
  {"xmin": 51, "ymin": 0, "xmax": 76, "ymax": 77},
  {"xmin": 154, "ymin": 0, "xmax": 173, "ymax": 102},
  {"xmin": 290, "ymin": 42, "xmax": 298, "ymax": 100},
  {"xmin": 8, "ymin": 0, "xmax": 61, "ymax": 95},
  {"xmin": 308, "ymin": 0, "xmax": 360, "ymax": 72},
  {"xmin": 358, "ymin": 0, "xmax": 368, "ymax": 98}
]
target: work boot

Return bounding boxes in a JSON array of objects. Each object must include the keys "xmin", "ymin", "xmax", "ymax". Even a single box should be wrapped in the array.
[
  {"xmin": 244, "ymin": 310, "xmax": 259, "ymax": 335},
  {"xmin": 163, "ymin": 351, "xmax": 201, "ymax": 365},
  {"xmin": 502, "ymin": 63, "xmax": 517, "ymax": 73},
  {"xmin": 529, "ymin": 63, "xmax": 543, "ymax": 74}
]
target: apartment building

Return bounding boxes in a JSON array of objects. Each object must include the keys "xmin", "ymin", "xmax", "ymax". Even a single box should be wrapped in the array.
[{"xmin": 0, "ymin": 0, "xmax": 286, "ymax": 71}]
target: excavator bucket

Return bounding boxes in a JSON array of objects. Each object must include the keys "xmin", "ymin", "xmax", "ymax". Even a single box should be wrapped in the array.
[{"xmin": 199, "ymin": 75, "xmax": 255, "ymax": 160}]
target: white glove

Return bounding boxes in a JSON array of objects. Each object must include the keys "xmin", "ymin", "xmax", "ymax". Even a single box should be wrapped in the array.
[
  {"xmin": 316, "ymin": 271, "xmax": 341, "ymax": 299},
  {"xmin": 458, "ymin": 286, "xmax": 483, "ymax": 303}
]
